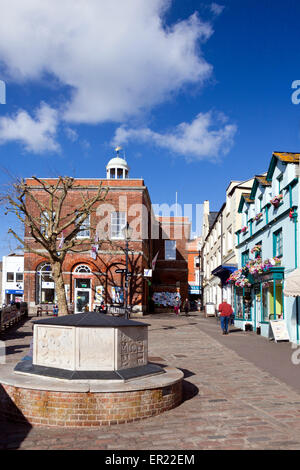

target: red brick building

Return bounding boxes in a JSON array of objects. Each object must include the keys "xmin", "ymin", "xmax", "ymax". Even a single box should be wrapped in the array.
[
  {"xmin": 24, "ymin": 154, "xmax": 189, "ymax": 315},
  {"xmin": 187, "ymin": 236, "xmax": 202, "ymax": 304}
]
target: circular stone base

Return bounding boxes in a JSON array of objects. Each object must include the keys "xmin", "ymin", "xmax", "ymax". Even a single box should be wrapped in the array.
[{"xmin": 0, "ymin": 365, "xmax": 183, "ymax": 427}]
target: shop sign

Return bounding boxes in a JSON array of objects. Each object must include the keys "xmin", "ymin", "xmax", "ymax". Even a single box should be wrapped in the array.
[
  {"xmin": 188, "ymin": 285, "xmax": 201, "ymax": 294},
  {"xmin": 42, "ymin": 282, "xmax": 55, "ymax": 289},
  {"xmin": 270, "ymin": 320, "xmax": 290, "ymax": 342},
  {"xmin": 5, "ymin": 289, "xmax": 23, "ymax": 295}
]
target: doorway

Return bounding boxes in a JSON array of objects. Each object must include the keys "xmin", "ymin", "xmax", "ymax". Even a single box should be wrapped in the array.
[{"xmin": 75, "ymin": 278, "xmax": 91, "ymax": 313}]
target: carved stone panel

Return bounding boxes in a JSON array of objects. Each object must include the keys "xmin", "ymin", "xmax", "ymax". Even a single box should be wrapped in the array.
[
  {"xmin": 116, "ymin": 326, "xmax": 148, "ymax": 370},
  {"xmin": 76, "ymin": 327, "xmax": 115, "ymax": 371},
  {"xmin": 34, "ymin": 325, "xmax": 75, "ymax": 370}
]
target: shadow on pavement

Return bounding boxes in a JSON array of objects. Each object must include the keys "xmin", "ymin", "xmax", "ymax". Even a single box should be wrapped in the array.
[
  {"xmin": 179, "ymin": 368, "xmax": 199, "ymax": 402},
  {"xmin": 0, "ymin": 385, "xmax": 32, "ymax": 449},
  {"xmin": 228, "ymin": 328, "xmax": 243, "ymax": 334},
  {"xmin": 5, "ymin": 344, "xmax": 31, "ymax": 356}
]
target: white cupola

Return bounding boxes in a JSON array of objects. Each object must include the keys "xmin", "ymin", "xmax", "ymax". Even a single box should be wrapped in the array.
[{"xmin": 106, "ymin": 146, "xmax": 129, "ymax": 179}]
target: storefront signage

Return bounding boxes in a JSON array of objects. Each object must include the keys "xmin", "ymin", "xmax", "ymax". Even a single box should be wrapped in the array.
[
  {"xmin": 188, "ymin": 285, "xmax": 201, "ymax": 294},
  {"xmin": 5, "ymin": 289, "xmax": 23, "ymax": 295},
  {"xmin": 42, "ymin": 282, "xmax": 55, "ymax": 289},
  {"xmin": 270, "ymin": 320, "xmax": 290, "ymax": 342}
]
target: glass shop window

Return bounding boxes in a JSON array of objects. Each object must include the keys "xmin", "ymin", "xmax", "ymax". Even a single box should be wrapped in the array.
[
  {"xmin": 262, "ymin": 282, "xmax": 272, "ymax": 322},
  {"xmin": 235, "ymin": 288, "xmax": 244, "ymax": 319},
  {"xmin": 243, "ymin": 288, "xmax": 252, "ymax": 321}
]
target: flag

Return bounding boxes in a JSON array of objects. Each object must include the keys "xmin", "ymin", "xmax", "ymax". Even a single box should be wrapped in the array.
[
  {"xmin": 58, "ymin": 231, "xmax": 65, "ymax": 249},
  {"xmin": 152, "ymin": 251, "xmax": 159, "ymax": 271},
  {"xmin": 90, "ymin": 233, "xmax": 99, "ymax": 259},
  {"xmin": 91, "ymin": 246, "xmax": 97, "ymax": 260}
]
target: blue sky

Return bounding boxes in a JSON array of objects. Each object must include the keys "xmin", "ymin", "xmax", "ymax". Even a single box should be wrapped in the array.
[{"xmin": 0, "ymin": 0, "xmax": 300, "ymax": 255}]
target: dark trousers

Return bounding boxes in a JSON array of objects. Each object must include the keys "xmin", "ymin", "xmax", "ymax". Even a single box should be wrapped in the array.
[{"xmin": 220, "ymin": 316, "xmax": 229, "ymax": 333}]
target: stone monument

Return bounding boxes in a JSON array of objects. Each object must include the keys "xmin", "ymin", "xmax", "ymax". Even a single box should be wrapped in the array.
[{"xmin": 0, "ymin": 313, "xmax": 183, "ymax": 427}]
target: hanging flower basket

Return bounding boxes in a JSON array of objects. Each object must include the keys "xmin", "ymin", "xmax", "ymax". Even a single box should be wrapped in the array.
[
  {"xmin": 251, "ymin": 245, "xmax": 262, "ymax": 254},
  {"xmin": 270, "ymin": 194, "xmax": 283, "ymax": 207},
  {"xmin": 255, "ymin": 212, "xmax": 263, "ymax": 221},
  {"xmin": 241, "ymin": 226, "xmax": 248, "ymax": 233}
]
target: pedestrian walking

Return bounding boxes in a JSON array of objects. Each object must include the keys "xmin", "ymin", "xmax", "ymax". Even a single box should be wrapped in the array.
[
  {"xmin": 53, "ymin": 304, "xmax": 58, "ymax": 317},
  {"xmin": 218, "ymin": 298, "xmax": 233, "ymax": 335},
  {"xmin": 183, "ymin": 298, "xmax": 190, "ymax": 316},
  {"xmin": 174, "ymin": 296, "xmax": 181, "ymax": 316}
]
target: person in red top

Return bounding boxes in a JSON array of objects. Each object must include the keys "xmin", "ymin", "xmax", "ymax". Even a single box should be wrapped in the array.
[{"xmin": 218, "ymin": 299, "xmax": 233, "ymax": 335}]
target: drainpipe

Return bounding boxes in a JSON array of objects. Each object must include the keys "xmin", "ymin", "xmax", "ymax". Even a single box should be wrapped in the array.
[
  {"xmin": 291, "ymin": 181, "xmax": 299, "ymax": 343},
  {"xmin": 221, "ymin": 212, "xmax": 223, "ymax": 302}
]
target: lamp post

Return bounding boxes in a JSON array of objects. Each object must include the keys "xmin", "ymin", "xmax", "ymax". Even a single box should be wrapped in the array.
[
  {"xmin": 122, "ymin": 222, "xmax": 133, "ymax": 319},
  {"xmin": 198, "ymin": 249, "xmax": 201, "ymax": 310}
]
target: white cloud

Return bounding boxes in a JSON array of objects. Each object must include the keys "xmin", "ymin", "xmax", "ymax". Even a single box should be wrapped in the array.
[
  {"xmin": 0, "ymin": 103, "xmax": 60, "ymax": 153},
  {"xmin": 113, "ymin": 112, "xmax": 237, "ymax": 162},
  {"xmin": 210, "ymin": 3, "xmax": 225, "ymax": 16},
  {"xmin": 0, "ymin": 0, "xmax": 214, "ymax": 124},
  {"xmin": 64, "ymin": 127, "xmax": 78, "ymax": 142}
]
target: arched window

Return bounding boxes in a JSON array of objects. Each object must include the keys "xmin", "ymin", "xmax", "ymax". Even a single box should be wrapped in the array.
[
  {"xmin": 74, "ymin": 265, "xmax": 91, "ymax": 273},
  {"xmin": 36, "ymin": 263, "xmax": 55, "ymax": 304}
]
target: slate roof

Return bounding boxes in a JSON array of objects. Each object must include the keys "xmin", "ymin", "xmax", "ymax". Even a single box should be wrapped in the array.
[
  {"xmin": 32, "ymin": 312, "xmax": 149, "ymax": 327},
  {"xmin": 208, "ymin": 211, "xmax": 218, "ymax": 229}
]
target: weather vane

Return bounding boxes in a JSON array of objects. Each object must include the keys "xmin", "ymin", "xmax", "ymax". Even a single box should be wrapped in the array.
[{"xmin": 115, "ymin": 146, "xmax": 122, "ymax": 156}]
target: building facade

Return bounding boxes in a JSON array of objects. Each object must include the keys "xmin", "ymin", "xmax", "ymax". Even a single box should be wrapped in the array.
[
  {"xmin": 187, "ymin": 236, "xmax": 202, "ymax": 305},
  {"xmin": 1, "ymin": 254, "xmax": 24, "ymax": 305},
  {"xmin": 202, "ymin": 179, "xmax": 254, "ymax": 312},
  {"xmin": 231, "ymin": 152, "xmax": 299, "ymax": 342},
  {"xmin": 23, "ymin": 154, "xmax": 189, "ymax": 315}
]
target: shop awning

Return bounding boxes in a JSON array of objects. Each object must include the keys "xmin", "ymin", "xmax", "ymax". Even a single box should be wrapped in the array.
[
  {"xmin": 284, "ymin": 268, "xmax": 300, "ymax": 297},
  {"xmin": 211, "ymin": 265, "xmax": 237, "ymax": 286}
]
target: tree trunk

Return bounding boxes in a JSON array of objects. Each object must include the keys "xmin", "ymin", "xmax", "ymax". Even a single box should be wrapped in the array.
[{"xmin": 51, "ymin": 261, "xmax": 68, "ymax": 316}]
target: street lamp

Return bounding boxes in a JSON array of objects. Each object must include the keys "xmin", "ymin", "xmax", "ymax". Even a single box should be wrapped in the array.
[
  {"xmin": 122, "ymin": 222, "xmax": 133, "ymax": 319},
  {"xmin": 198, "ymin": 249, "xmax": 201, "ymax": 310}
]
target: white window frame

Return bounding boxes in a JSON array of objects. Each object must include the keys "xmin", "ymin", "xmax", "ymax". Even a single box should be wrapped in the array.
[
  {"xmin": 76, "ymin": 214, "xmax": 90, "ymax": 239},
  {"xmin": 111, "ymin": 211, "xmax": 126, "ymax": 239}
]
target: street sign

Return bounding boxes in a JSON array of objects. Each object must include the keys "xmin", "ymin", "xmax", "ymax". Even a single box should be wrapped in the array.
[
  {"xmin": 115, "ymin": 269, "xmax": 133, "ymax": 276},
  {"xmin": 144, "ymin": 269, "xmax": 152, "ymax": 277}
]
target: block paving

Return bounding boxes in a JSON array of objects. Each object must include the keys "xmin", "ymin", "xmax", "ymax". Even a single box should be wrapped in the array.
[{"xmin": 1, "ymin": 312, "xmax": 300, "ymax": 450}]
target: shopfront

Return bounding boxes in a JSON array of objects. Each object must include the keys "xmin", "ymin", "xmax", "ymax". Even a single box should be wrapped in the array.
[{"xmin": 233, "ymin": 266, "xmax": 285, "ymax": 337}]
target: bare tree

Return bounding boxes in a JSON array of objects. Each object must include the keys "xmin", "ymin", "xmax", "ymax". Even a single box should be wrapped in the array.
[{"xmin": 2, "ymin": 176, "xmax": 109, "ymax": 315}]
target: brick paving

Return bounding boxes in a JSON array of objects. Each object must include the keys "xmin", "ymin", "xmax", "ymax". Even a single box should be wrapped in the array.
[{"xmin": 1, "ymin": 312, "xmax": 300, "ymax": 450}]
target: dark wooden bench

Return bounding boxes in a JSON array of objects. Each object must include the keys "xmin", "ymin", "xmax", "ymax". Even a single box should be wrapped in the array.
[{"xmin": 36, "ymin": 303, "xmax": 75, "ymax": 316}]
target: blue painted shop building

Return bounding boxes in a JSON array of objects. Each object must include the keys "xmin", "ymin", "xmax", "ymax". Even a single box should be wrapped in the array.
[{"xmin": 231, "ymin": 152, "xmax": 299, "ymax": 343}]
